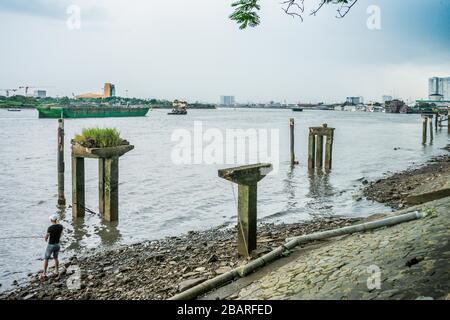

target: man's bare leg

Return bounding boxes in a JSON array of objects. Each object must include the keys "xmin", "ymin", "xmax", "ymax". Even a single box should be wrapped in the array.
[
  {"xmin": 40, "ymin": 259, "xmax": 49, "ymax": 281},
  {"xmin": 53, "ymin": 258, "xmax": 60, "ymax": 278}
]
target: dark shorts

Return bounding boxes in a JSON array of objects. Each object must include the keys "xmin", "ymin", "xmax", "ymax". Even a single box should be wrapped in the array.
[{"xmin": 44, "ymin": 244, "xmax": 60, "ymax": 260}]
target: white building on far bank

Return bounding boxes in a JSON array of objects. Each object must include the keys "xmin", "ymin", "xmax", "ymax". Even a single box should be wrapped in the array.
[{"xmin": 428, "ymin": 76, "xmax": 450, "ymax": 101}]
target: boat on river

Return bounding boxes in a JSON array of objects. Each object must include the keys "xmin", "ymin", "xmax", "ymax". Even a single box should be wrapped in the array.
[
  {"xmin": 168, "ymin": 100, "xmax": 188, "ymax": 115},
  {"xmin": 7, "ymin": 108, "xmax": 21, "ymax": 112},
  {"xmin": 292, "ymin": 107, "xmax": 303, "ymax": 112},
  {"xmin": 37, "ymin": 104, "xmax": 150, "ymax": 119}
]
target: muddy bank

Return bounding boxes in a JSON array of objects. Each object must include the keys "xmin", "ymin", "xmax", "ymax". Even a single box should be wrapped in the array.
[
  {"xmin": 0, "ymin": 217, "xmax": 357, "ymax": 300},
  {"xmin": 363, "ymin": 154, "xmax": 450, "ymax": 209}
]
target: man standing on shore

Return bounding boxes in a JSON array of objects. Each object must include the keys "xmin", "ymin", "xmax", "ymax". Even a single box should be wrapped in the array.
[{"xmin": 40, "ymin": 214, "xmax": 63, "ymax": 281}]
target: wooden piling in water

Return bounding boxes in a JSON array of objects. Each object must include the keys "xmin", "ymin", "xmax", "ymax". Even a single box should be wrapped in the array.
[{"xmin": 57, "ymin": 119, "xmax": 66, "ymax": 206}]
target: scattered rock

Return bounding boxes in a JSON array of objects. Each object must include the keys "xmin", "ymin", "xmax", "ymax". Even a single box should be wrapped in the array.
[
  {"xmin": 0, "ymin": 217, "xmax": 357, "ymax": 300},
  {"xmin": 195, "ymin": 267, "xmax": 206, "ymax": 272},
  {"xmin": 215, "ymin": 266, "xmax": 232, "ymax": 275}
]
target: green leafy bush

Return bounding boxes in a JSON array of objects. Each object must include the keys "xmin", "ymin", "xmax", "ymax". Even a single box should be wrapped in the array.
[{"xmin": 74, "ymin": 127, "xmax": 126, "ymax": 148}]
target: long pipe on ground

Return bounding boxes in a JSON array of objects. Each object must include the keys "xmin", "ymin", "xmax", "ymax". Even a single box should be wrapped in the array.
[{"xmin": 169, "ymin": 210, "xmax": 425, "ymax": 300}]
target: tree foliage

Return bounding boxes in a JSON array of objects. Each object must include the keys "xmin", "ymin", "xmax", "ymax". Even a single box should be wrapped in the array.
[{"xmin": 229, "ymin": 0, "xmax": 358, "ymax": 29}]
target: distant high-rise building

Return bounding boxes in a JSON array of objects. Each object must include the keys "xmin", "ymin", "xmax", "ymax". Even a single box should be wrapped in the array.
[
  {"xmin": 220, "ymin": 95, "xmax": 235, "ymax": 106},
  {"xmin": 382, "ymin": 95, "xmax": 393, "ymax": 103},
  {"xmin": 428, "ymin": 76, "xmax": 450, "ymax": 101},
  {"xmin": 104, "ymin": 83, "xmax": 116, "ymax": 98},
  {"xmin": 346, "ymin": 96, "xmax": 363, "ymax": 105},
  {"xmin": 34, "ymin": 90, "xmax": 46, "ymax": 98}
]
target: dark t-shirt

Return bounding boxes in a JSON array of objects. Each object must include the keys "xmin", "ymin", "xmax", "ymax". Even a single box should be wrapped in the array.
[{"xmin": 47, "ymin": 224, "xmax": 63, "ymax": 244}]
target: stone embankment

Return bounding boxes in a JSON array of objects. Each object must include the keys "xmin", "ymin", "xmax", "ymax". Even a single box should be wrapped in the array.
[{"xmin": 232, "ymin": 197, "xmax": 450, "ymax": 300}]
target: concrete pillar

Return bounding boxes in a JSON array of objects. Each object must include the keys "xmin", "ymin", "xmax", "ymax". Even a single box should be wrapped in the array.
[
  {"xmin": 104, "ymin": 157, "xmax": 119, "ymax": 222},
  {"xmin": 308, "ymin": 131, "xmax": 315, "ymax": 170},
  {"xmin": 422, "ymin": 118, "xmax": 427, "ymax": 145},
  {"xmin": 325, "ymin": 133, "xmax": 334, "ymax": 170},
  {"xmin": 98, "ymin": 158, "xmax": 105, "ymax": 215},
  {"xmin": 72, "ymin": 156, "xmax": 85, "ymax": 218},
  {"xmin": 57, "ymin": 119, "xmax": 66, "ymax": 207},
  {"xmin": 316, "ymin": 135, "xmax": 324, "ymax": 169},
  {"xmin": 218, "ymin": 163, "xmax": 272, "ymax": 257},
  {"xmin": 289, "ymin": 118, "xmax": 297, "ymax": 166},
  {"xmin": 237, "ymin": 184, "xmax": 257, "ymax": 256},
  {"xmin": 429, "ymin": 116, "xmax": 433, "ymax": 143}
]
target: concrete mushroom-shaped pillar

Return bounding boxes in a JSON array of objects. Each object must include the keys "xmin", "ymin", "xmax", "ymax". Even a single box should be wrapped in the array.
[
  {"xmin": 218, "ymin": 163, "xmax": 273, "ymax": 257},
  {"xmin": 71, "ymin": 142, "xmax": 134, "ymax": 222}
]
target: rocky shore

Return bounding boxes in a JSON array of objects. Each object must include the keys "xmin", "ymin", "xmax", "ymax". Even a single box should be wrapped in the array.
[
  {"xmin": 363, "ymin": 154, "xmax": 450, "ymax": 209},
  {"xmin": 0, "ymin": 217, "xmax": 357, "ymax": 300}
]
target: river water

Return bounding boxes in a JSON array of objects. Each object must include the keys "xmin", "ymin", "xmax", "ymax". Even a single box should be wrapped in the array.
[{"xmin": 0, "ymin": 108, "xmax": 448, "ymax": 290}]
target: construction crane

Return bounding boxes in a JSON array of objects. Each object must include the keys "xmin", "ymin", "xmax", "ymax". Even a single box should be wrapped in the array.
[
  {"xmin": 0, "ymin": 89, "xmax": 18, "ymax": 97},
  {"xmin": 19, "ymin": 86, "xmax": 54, "ymax": 96}
]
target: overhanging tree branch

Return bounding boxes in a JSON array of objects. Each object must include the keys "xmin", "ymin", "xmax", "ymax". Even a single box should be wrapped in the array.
[{"xmin": 230, "ymin": 0, "xmax": 359, "ymax": 29}]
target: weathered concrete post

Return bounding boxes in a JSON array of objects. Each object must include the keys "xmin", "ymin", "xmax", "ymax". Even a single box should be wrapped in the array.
[
  {"xmin": 104, "ymin": 157, "xmax": 119, "ymax": 222},
  {"xmin": 98, "ymin": 158, "xmax": 105, "ymax": 215},
  {"xmin": 289, "ymin": 118, "xmax": 298, "ymax": 166},
  {"xmin": 316, "ymin": 135, "xmax": 324, "ymax": 169},
  {"xmin": 308, "ymin": 124, "xmax": 335, "ymax": 170},
  {"xmin": 429, "ymin": 116, "xmax": 434, "ymax": 143},
  {"xmin": 422, "ymin": 117, "xmax": 427, "ymax": 145},
  {"xmin": 72, "ymin": 156, "xmax": 85, "ymax": 218},
  {"xmin": 57, "ymin": 119, "xmax": 66, "ymax": 207},
  {"xmin": 435, "ymin": 113, "xmax": 439, "ymax": 130},
  {"xmin": 325, "ymin": 128, "xmax": 334, "ymax": 171},
  {"xmin": 71, "ymin": 142, "xmax": 133, "ymax": 222},
  {"xmin": 218, "ymin": 163, "xmax": 272, "ymax": 257},
  {"xmin": 308, "ymin": 130, "xmax": 316, "ymax": 169}
]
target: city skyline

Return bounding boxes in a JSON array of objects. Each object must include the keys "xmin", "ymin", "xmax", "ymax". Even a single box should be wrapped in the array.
[{"xmin": 0, "ymin": 0, "xmax": 449, "ymax": 103}]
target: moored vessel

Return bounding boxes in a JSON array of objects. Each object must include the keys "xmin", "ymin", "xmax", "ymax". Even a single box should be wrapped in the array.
[{"xmin": 37, "ymin": 104, "xmax": 150, "ymax": 119}]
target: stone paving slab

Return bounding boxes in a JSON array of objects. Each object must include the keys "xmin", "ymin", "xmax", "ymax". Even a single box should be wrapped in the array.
[{"xmin": 235, "ymin": 197, "xmax": 450, "ymax": 300}]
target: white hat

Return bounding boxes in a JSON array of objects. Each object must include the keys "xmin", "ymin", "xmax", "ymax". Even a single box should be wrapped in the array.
[{"xmin": 49, "ymin": 214, "xmax": 59, "ymax": 222}]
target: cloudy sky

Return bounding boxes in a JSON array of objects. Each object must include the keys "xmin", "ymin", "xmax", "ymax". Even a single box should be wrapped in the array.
[{"xmin": 0, "ymin": 0, "xmax": 449, "ymax": 103}]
